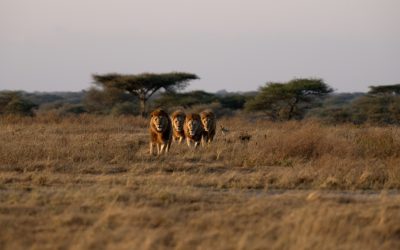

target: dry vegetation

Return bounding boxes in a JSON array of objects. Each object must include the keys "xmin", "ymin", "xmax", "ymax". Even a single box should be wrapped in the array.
[{"xmin": 1, "ymin": 114, "xmax": 400, "ymax": 249}]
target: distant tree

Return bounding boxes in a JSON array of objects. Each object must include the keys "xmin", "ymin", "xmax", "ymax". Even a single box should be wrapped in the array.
[
  {"xmin": 0, "ymin": 91, "xmax": 37, "ymax": 116},
  {"xmin": 319, "ymin": 93, "xmax": 365, "ymax": 108},
  {"xmin": 23, "ymin": 91, "xmax": 85, "ymax": 106},
  {"xmin": 92, "ymin": 72, "xmax": 199, "ymax": 116},
  {"xmin": 369, "ymin": 84, "xmax": 400, "ymax": 95},
  {"xmin": 308, "ymin": 107, "xmax": 353, "ymax": 124},
  {"xmin": 218, "ymin": 94, "xmax": 249, "ymax": 110},
  {"xmin": 153, "ymin": 90, "xmax": 216, "ymax": 108},
  {"xmin": 245, "ymin": 78, "xmax": 333, "ymax": 120},
  {"xmin": 37, "ymin": 103, "xmax": 86, "ymax": 116},
  {"xmin": 306, "ymin": 93, "xmax": 365, "ymax": 124},
  {"xmin": 83, "ymin": 86, "xmax": 137, "ymax": 114},
  {"xmin": 348, "ymin": 84, "xmax": 400, "ymax": 125},
  {"xmin": 111, "ymin": 102, "xmax": 139, "ymax": 116},
  {"xmin": 24, "ymin": 93, "xmax": 64, "ymax": 105}
]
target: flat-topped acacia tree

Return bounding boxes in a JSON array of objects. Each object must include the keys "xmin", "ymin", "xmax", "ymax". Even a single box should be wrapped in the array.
[
  {"xmin": 92, "ymin": 72, "xmax": 199, "ymax": 117},
  {"xmin": 368, "ymin": 84, "xmax": 400, "ymax": 95}
]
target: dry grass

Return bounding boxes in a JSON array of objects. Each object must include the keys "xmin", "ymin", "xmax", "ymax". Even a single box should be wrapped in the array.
[{"xmin": 1, "ymin": 114, "xmax": 400, "ymax": 249}]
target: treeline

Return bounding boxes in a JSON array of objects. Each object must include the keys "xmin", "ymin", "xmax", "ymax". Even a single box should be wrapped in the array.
[
  {"xmin": 1, "ymin": 74, "xmax": 400, "ymax": 125},
  {"xmin": 0, "ymin": 89, "xmax": 252, "ymax": 117}
]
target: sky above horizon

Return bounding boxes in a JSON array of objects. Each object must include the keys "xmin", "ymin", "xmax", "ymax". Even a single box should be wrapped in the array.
[{"xmin": 1, "ymin": 0, "xmax": 399, "ymax": 93}]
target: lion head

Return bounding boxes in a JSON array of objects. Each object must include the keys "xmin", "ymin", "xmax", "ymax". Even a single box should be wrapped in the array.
[
  {"xmin": 171, "ymin": 110, "xmax": 186, "ymax": 133},
  {"xmin": 185, "ymin": 113, "xmax": 202, "ymax": 137},
  {"xmin": 150, "ymin": 109, "xmax": 169, "ymax": 132},
  {"xmin": 200, "ymin": 110, "xmax": 215, "ymax": 132}
]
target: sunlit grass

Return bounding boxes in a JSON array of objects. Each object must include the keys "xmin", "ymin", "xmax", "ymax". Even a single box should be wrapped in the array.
[{"xmin": 1, "ymin": 114, "xmax": 400, "ymax": 249}]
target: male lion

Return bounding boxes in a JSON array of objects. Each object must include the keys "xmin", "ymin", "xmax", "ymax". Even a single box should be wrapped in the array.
[
  {"xmin": 171, "ymin": 110, "xmax": 186, "ymax": 144},
  {"xmin": 184, "ymin": 113, "xmax": 203, "ymax": 148},
  {"xmin": 149, "ymin": 109, "xmax": 172, "ymax": 155},
  {"xmin": 200, "ymin": 110, "xmax": 216, "ymax": 144}
]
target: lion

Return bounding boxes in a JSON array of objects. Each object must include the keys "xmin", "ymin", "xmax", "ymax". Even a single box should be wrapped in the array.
[
  {"xmin": 171, "ymin": 110, "xmax": 186, "ymax": 144},
  {"xmin": 184, "ymin": 113, "xmax": 203, "ymax": 148},
  {"xmin": 149, "ymin": 109, "xmax": 172, "ymax": 155},
  {"xmin": 200, "ymin": 110, "xmax": 216, "ymax": 144}
]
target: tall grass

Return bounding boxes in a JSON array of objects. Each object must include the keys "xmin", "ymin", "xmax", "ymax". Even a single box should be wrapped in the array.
[
  {"xmin": 1, "ymin": 114, "xmax": 400, "ymax": 249},
  {"xmin": 1, "ymin": 114, "xmax": 400, "ymax": 189}
]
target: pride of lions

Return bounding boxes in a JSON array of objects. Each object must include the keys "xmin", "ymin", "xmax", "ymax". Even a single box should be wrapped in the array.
[{"xmin": 149, "ymin": 109, "xmax": 216, "ymax": 155}]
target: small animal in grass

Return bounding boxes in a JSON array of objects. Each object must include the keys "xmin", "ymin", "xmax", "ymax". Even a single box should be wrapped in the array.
[
  {"xmin": 149, "ymin": 109, "xmax": 172, "ymax": 155},
  {"xmin": 200, "ymin": 110, "xmax": 216, "ymax": 145},
  {"xmin": 184, "ymin": 113, "xmax": 204, "ymax": 148},
  {"xmin": 171, "ymin": 110, "xmax": 186, "ymax": 144},
  {"xmin": 220, "ymin": 125, "xmax": 229, "ymax": 136},
  {"xmin": 238, "ymin": 131, "xmax": 251, "ymax": 142}
]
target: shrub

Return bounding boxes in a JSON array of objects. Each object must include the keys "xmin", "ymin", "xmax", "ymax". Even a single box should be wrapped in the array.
[
  {"xmin": 0, "ymin": 91, "xmax": 37, "ymax": 116},
  {"xmin": 111, "ymin": 102, "xmax": 140, "ymax": 116}
]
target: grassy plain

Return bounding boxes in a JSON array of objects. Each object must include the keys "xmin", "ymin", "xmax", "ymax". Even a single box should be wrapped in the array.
[{"xmin": 1, "ymin": 115, "xmax": 400, "ymax": 249}]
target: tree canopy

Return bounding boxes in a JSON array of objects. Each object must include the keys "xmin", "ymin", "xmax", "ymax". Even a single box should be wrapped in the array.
[
  {"xmin": 153, "ymin": 90, "xmax": 217, "ymax": 108},
  {"xmin": 368, "ymin": 84, "xmax": 400, "ymax": 95},
  {"xmin": 245, "ymin": 78, "xmax": 333, "ymax": 120},
  {"xmin": 0, "ymin": 91, "xmax": 37, "ymax": 116},
  {"xmin": 92, "ymin": 72, "xmax": 199, "ymax": 116}
]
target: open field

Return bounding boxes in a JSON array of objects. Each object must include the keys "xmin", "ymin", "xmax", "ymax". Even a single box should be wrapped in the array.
[{"xmin": 1, "ymin": 115, "xmax": 400, "ymax": 249}]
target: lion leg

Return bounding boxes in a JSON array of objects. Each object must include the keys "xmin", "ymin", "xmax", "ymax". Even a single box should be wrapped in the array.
[
  {"xmin": 157, "ymin": 144, "xmax": 161, "ymax": 155},
  {"xmin": 160, "ymin": 144, "xmax": 165, "ymax": 154},
  {"xmin": 186, "ymin": 138, "xmax": 191, "ymax": 147},
  {"xmin": 201, "ymin": 135, "xmax": 208, "ymax": 147},
  {"xmin": 166, "ymin": 141, "xmax": 171, "ymax": 153},
  {"xmin": 210, "ymin": 133, "xmax": 215, "ymax": 143},
  {"xmin": 149, "ymin": 142, "xmax": 153, "ymax": 155},
  {"xmin": 194, "ymin": 141, "xmax": 200, "ymax": 148}
]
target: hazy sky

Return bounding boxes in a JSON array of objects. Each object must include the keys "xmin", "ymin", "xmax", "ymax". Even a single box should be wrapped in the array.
[{"xmin": 1, "ymin": 0, "xmax": 399, "ymax": 93}]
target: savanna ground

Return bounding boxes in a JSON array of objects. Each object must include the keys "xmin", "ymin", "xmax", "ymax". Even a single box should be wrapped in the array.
[{"xmin": 1, "ymin": 114, "xmax": 400, "ymax": 250}]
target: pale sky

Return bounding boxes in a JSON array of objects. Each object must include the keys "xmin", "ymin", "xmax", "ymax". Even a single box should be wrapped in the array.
[{"xmin": 0, "ymin": 0, "xmax": 399, "ymax": 93}]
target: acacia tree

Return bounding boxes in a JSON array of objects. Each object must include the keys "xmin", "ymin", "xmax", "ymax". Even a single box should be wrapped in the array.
[
  {"xmin": 369, "ymin": 84, "xmax": 400, "ymax": 95},
  {"xmin": 347, "ymin": 83, "xmax": 400, "ymax": 124},
  {"xmin": 245, "ymin": 78, "xmax": 333, "ymax": 120},
  {"xmin": 92, "ymin": 72, "xmax": 199, "ymax": 116}
]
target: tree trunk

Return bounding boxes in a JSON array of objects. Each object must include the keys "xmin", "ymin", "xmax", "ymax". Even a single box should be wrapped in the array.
[{"xmin": 139, "ymin": 98, "xmax": 146, "ymax": 117}]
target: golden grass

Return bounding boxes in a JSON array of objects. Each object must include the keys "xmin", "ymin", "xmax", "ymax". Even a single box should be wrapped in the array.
[{"xmin": 1, "ymin": 114, "xmax": 400, "ymax": 249}]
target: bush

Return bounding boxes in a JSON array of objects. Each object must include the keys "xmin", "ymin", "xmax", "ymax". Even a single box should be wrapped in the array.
[
  {"xmin": 185, "ymin": 102, "xmax": 235, "ymax": 117},
  {"xmin": 350, "ymin": 95, "xmax": 400, "ymax": 125},
  {"xmin": 83, "ymin": 87, "xmax": 138, "ymax": 115},
  {"xmin": 111, "ymin": 102, "xmax": 140, "ymax": 116},
  {"xmin": 36, "ymin": 103, "xmax": 86, "ymax": 116},
  {"xmin": 0, "ymin": 91, "xmax": 37, "ymax": 116},
  {"xmin": 218, "ymin": 94, "xmax": 248, "ymax": 110},
  {"xmin": 153, "ymin": 90, "xmax": 218, "ymax": 109}
]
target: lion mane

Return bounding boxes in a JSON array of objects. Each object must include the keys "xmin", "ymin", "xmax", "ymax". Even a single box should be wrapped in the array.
[
  {"xmin": 200, "ymin": 110, "xmax": 216, "ymax": 144},
  {"xmin": 171, "ymin": 110, "xmax": 186, "ymax": 144},
  {"xmin": 149, "ymin": 109, "xmax": 172, "ymax": 155},
  {"xmin": 184, "ymin": 113, "xmax": 203, "ymax": 147}
]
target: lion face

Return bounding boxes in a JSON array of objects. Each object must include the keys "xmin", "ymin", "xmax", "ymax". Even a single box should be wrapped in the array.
[
  {"xmin": 173, "ymin": 115, "xmax": 185, "ymax": 132},
  {"xmin": 151, "ymin": 115, "xmax": 168, "ymax": 132},
  {"xmin": 200, "ymin": 111, "xmax": 215, "ymax": 132},
  {"xmin": 186, "ymin": 118, "xmax": 201, "ymax": 136},
  {"xmin": 201, "ymin": 117, "xmax": 214, "ymax": 132}
]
